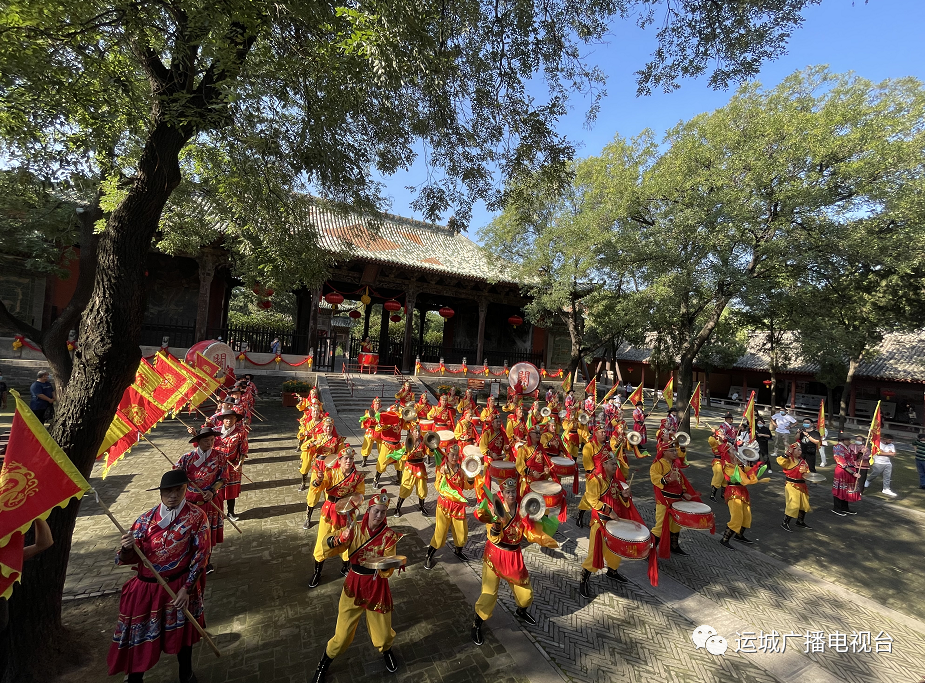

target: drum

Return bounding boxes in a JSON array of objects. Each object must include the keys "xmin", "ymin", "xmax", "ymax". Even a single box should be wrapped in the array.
[
  {"xmin": 419, "ymin": 419, "xmax": 435, "ymax": 432},
  {"xmin": 186, "ymin": 340, "xmax": 234, "ymax": 377},
  {"xmin": 361, "ymin": 555, "xmax": 407, "ymax": 570},
  {"xmin": 669, "ymin": 501, "xmax": 715, "ymax": 531},
  {"xmin": 549, "ymin": 456, "xmax": 577, "ymax": 478},
  {"xmin": 488, "ymin": 460, "xmax": 518, "ymax": 481},
  {"xmin": 530, "ymin": 480, "xmax": 564, "ymax": 509},
  {"xmin": 438, "ymin": 429, "xmax": 456, "ymax": 450},
  {"xmin": 463, "ymin": 444, "xmax": 483, "ymax": 460},
  {"xmin": 603, "ymin": 520, "xmax": 653, "ymax": 560}
]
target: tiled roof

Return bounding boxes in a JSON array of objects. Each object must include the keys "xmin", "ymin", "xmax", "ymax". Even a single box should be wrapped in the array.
[
  {"xmin": 307, "ymin": 205, "xmax": 518, "ymax": 284},
  {"xmin": 616, "ymin": 330, "xmax": 925, "ymax": 383}
]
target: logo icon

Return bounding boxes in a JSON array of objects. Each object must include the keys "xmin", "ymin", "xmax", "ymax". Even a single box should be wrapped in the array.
[
  {"xmin": 692, "ymin": 625, "xmax": 717, "ymax": 649},
  {"xmin": 705, "ymin": 635, "xmax": 729, "ymax": 655}
]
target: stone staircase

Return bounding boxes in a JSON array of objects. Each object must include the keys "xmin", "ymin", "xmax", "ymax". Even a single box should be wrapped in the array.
[{"xmin": 324, "ymin": 373, "xmax": 433, "ymax": 416}]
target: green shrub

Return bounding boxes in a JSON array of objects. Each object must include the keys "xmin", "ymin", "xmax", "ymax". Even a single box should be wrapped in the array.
[{"xmin": 282, "ymin": 379, "xmax": 314, "ymax": 393}]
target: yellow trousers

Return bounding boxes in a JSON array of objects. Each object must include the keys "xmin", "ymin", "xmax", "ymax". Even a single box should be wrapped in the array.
[
  {"xmin": 577, "ymin": 493, "xmax": 591, "ymax": 511},
  {"xmin": 306, "ymin": 482, "xmax": 325, "ymax": 507},
  {"xmin": 726, "ymin": 498, "xmax": 751, "ymax": 533},
  {"xmin": 313, "ymin": 515, "xmax": 349, "ymax": 563},
  {"xmin": 325, "ymin": 587, "xmax": 395, "ymax": 657},
  {"xmin": 710, "ymin": 461, "xmax": 724, "ymax": 488},
  {"xmin": 376, "ymin": 444, "xmax": 403, "ymax": 475},
  {"xmin": 784, "ymin": 483, "xmax": 811, "ymax": 517},
  {"xmin": 652, "ymin": 502, "xmax": 680, "ymax": 538},
  {"xmin": 429, "ymin": 507, "xmax": 468, "ymax": 549},
  {"xmin": 581, "ymin": 519, "xmax": 622, "ymax": 572},
  {"xmin": 474, "ymin": 561, "xmax": 533, "ymax": 621},
  {"xmin": 300, "ymin": 448, "xmax": 314, "ymax": 475},
  {"xmin": 398, "ymin": 466, "xmax": 428, "ymax": 500},
  {"xmin": 361, "ymin": 435, "xmax": 380, "ymax": 460}
]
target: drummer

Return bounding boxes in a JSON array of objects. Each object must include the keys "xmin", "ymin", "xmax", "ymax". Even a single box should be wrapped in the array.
[
  {"xmin": 479, "ymin": 414, "xmax": 511, "ymax": 464},
  {"xmin": 373, "ymin": 410, "xmax": 404, "ymax": 489},
  {"xmin": 577, "ymin": 425, "xmax": 618, "ymax": 528},
  {"xmin": 395, "ymin": 425, "xmax": 429, "ymax": 517},
  {"xmin": 424, "ymin": 443, "xmax": 476, "ymax": 569},
  {"xmin": 515, "ymin": 427, "xmax": 559, "ymax": 494},
  {"xmin": 312, "ymin": 488, "xmax": 404, "ymax": 681},
  {"xmin": 480, "ymin": 395, "xmax": 500, "ymax": 424},
  {"xmin": 471, "ymin": 478, "xmax": 556, "ymax": 646},
  {"xmin": 719, "ymin": 448, "xmax": 766, "ymax": 549},
  {"xmin": 708, "ymin": 428, "xmax": 733, "ymax": 502},
  {"xmin": 540, "ymin": 419, "xmax": 564, "ymax": 457},
  {"xmin": 414, "ymin": 391, "xmax": 431, "ymax": 419},
  {"xmin": 428, "ymin": 393, "xmax": 457, "ymax": 431},
  {"xmin": 298, "ymin": 403, "xmax": 324, "ymax": 455},
  {"xmin": 359, "ymin": 397, "xmax": 382, "ymax": 468},
  {"xmin": 506, "ymin": 405, "xmax": 528, "ymax": 442},
  {"xmin": 579, "ymin": 452, "xmax": 649, "ymax": 598},
  {"xmin": 456, "ymin": 388, "xmax": 477, "ymax": 416},
  {"xmin": 649, "ymin": 446, "xmax": 701, "ymax": 559},
  {"xmin": 525, "ymin": 400, "xmax": 543, "ymax": 430},
  {"xmin": 395, "ymin": 380, "xmax": 414, "ymax": 407},
  {"xmin": 560, "ymin": 409, "xmax": 582, "ymax": 459},
  {"xmin": 309, "ymin": 447, "xmax": 366, "ymax": 588},
  {"xmin": 454, "ymin": 409, "xmax": 480, "ymax": 449},
  {"xmin": 300, "ymin": 416, "xmax": 342, "ymax": 492},
  {"xmin": 777, "ymin": 441, "xmax": 813, "ymax": 531}
]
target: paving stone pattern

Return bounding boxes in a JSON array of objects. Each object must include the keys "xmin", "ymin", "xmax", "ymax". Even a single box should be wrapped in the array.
[{"xmin": 59, "ymin": 380, "xmax": 925, "ymax": 682}]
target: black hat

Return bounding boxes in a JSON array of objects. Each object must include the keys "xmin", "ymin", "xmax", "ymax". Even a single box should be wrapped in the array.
[
  {"xmin": 221, "ymin": 397, "xmax": 239, "ymax": 406},
  {"xmin": 147, "ymin": 470, "xmax": 190, "ymax": 491},
  {"xmin": 724, "ymin": 412, "xmax": 734, "ymax": 419},
  {"xmin": 668, "ymin": 406, "xmax": 678, "ymax": 413},
  {"xmin": 189, "ymin": 426, "xmax": 218, "ymax": 443},
  {"xmin": 838, "ymin": 433, "xmax": 852, "ymax": 442},
  {"xmin": 218, "ymin": 410, "xmax": 240, "ymax": 420}
]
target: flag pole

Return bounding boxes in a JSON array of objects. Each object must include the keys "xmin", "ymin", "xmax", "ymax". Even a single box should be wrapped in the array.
[
  {"xmin": 137, "ymin": 433, "xmax": 243, "ymax": 535},
  {"xmin": 90, "ymin": 489, "xmax": 222, "ymax": 658}
]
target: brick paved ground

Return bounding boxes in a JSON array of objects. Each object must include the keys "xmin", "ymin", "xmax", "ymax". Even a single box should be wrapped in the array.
[{"xmin": 29, "ymin": 380, "xmax": 925, "ymax": 682}]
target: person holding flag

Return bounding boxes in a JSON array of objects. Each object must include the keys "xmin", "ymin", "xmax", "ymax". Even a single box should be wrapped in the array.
[
  {"xmin": 631, "ymin": 401, "xmax": 648, "ymax": 448},
  {"xmin": 214, "ymin": 410, "xmax": 248, "ymax": 522},
  {"xmin": 174, "ymin": 428, "xmax": 227, "ymax": 572}
]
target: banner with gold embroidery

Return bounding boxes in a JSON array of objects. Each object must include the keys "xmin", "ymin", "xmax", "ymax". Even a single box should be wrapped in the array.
[
  {"xmin": 0, "ymin": 390, "xmax": 91, "ymax": 550},
  {"xmin": 153, "ymin": 354, "xmax": 197, "ymax": 414}
]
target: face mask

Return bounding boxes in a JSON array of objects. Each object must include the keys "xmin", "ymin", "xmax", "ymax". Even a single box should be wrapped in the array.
[{"xmin": 803, "ymin": 424, "xmax": 812, "ymax": 429}]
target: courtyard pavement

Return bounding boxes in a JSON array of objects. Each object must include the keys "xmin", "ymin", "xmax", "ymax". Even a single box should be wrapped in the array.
[{"xmin": 34, "ymin": 381, "xmax": 925, "ymax": 682}]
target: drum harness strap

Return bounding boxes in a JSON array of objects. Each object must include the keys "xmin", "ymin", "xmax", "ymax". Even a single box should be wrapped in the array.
[{"xmin": 348, "ymin": 521, "xmax": 389, "ymax": 576}]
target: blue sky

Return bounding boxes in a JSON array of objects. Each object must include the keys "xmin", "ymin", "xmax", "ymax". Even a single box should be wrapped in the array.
[{"xmin": 375, "ymin": 0, "xmax": 925, "ymax": 239}]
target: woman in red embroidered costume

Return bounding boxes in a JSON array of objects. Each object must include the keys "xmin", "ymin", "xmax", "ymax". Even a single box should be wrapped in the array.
[
  {"xmin": 311, "ymin": 489, "xmax": 404, "ymax": 681},
  {"xmin": 310, "ymin": 447, "xmax": 366, "ymax": 588},
  {"xmin": 174, "ymin": 428, "xmax": 226, "ymax": 572},
  {"xmin": 832, "ymin": 434, "xmax": 862, "ymax": 516},
  {"xmin": 107, "ymin": 470, "xmax": 210, "ymax": 683}
]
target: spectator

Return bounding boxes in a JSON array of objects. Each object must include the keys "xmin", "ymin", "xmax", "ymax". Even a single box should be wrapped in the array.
[
  {"xmin": 915, "ymin": 433, "xmax": 925, "ymax": 490},
  {"xmin": 866, "ymin": 433, "xmax": 897, "ymax": 497},
  {"xmin": 29, "ymin": 371, "xmax": 55, "ymax": 423},
  {"xmin": 270, "ymin": 337, "xmax": 282, "ymax": 354},
  {"xmin": 755, "ymin": 417, "xmax": 773, "ymax": 472},
  {"xmin": 730, "ymin": 391, "xmax": 740, "ymax": 403},
  {"xmin": 818, "ymin": 422, "xmax": 829, "ymax": 468},
  {"xmin": 0, "ymin": 371, "xmax": 7, "ymax": 410},
  {"xmin": 796, "ymin": 419, "xmax": 822, "ymax": 472},
  {"xmin": 770, "ymin": 407, "xmax": 797, "ymax": 457},
  {"xmin": 908, "ymin": 404, "xmax": 917, "ymax": 425}
]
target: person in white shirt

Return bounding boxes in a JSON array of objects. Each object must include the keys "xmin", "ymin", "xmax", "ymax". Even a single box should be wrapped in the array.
[
  {"xmin": 770, "ymin": 408, "xmax": 797, "ymax": 457},
  {"xmin": 865, "ymin": 433, "xmax": 897, "ymax": 497}
]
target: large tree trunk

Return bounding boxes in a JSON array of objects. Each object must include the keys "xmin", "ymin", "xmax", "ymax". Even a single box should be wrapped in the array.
[
  {"xmin": 677, "ymin": 298, "xmax": 727, "ymax": 433},
  {"xmin": 838, "ymin": 355, "xmax": 861, "ymax": 433},
  {"xmin": 563, "ymin": 309, "xmax": 582, "ymax": 380},
  {"xmin": 5, "ymin": 121, "xmax": 190, "ymax": 683}
]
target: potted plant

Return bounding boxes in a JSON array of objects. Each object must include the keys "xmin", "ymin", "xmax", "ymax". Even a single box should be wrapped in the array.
[{"xmin": 282, "ymin": 379, "xmax": 314, "ymax": 407}]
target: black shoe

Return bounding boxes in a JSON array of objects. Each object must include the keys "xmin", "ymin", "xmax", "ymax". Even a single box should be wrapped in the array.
[
  {"xmin": 180, "ymin": 673, "xmax": 198, "ymax": 683},
  {"xmin": 383, "ymin": 649, "xmax": 397, "ymax": 673},
  {"xmin": 418, "ymin": 499, "xmax": 427, "ymax": 516},
  {"xmin": 309, "ymin": 562, "xmax": 324, "ymax": 589},
  {"xmin": 373, "ymin": 475, "xmax": 381, "ymax": 488},
  {"xmin": 669, "ymin": 532, "xmax": 688, "ymax": 556},
  {"xmin": 710, "ymin": 487, "xmax": 717, "ymax": 501},
  {"xmin": 395, "ymin": 498, "xmax": 405, "ymax": 517},
  {"xmin": 472, "ymin": 615, "xmax": 484, "ymax": 646},
  {"xmin": 781, "ymin": 520, "xmax": 792, "ymax": 531},
  {"xmin": 720, "ymin": 528, "xmax": 736, "ymax": 550},
  {"xmin": 226, "ymin": 513, "xmax": 240, "ymax": 522},
  {"xmin": 340, "ymin": 561, "xmax": 350, "ymax": 577},
  {"xmin": 362, "ymin": 458, "xmax": 368, "ymax": 468},
  {"xmin": 205, "ymin": 563, "xmax": 215, "ymax": 574},
  {"xmin": 515, "ymin": 608, "xmax": 537, "ymax": 625},
  {"xmin": 844, "ymin": 509, "xmax": 857, "ymax": 515},
  {"xmin": 796, "ymin": 513, "xmax": 812, "ymax": 529},
  {"xmin": 606, "ymin": 568, "xmax": 629, "ymax": 583},
  {"xmin": 424, "ymin": 546, "xmax": 437, "ymax": 571},
  {"xmin": 579, "ymin": 569, "xmax": 593, "ymax": 599},
  {"xmin": 312, "ymin": 652, "xmax": 332, "ymax": 683},
  {"xmin": 453, "ymin": 546, "xmax": 469, "ymax": 562},
  {"xmin": 575, "ymin": 510, "xmax": 586, "ymax": 528},
  {"xmin": 298, "ymin": 483, "xmax": 308, "ymax": 492},
  {"xmin": 831, "ymin": 509, "xmax": 846, "ymax": 517},
  {"xmin": 734, "ymin": 532, "xmax": 754, "ymax": 545}
]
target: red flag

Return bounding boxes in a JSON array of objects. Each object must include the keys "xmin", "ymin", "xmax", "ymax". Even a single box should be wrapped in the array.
[
  {"xmin": 155, "ymin": 354, "xmax": 199, "ymax": 413},
  {"xmin": 867, "ymin": 401, "xmax": 882, "ymax": 461},
  {"xmin": 193, "ymin": 351, "xmax": 223, "ymax": 379},
  {"xmin": 0, "ymin": 532, "xmax": 23, "ymax": 599},
  {"xmin": 0, "ymin": 391, "xmax": 91, "ymax": 549},
  {"xmin": 222, "ymin": 365, "xmax": 237, "ymax": 389},
  {"xmin": 100, "ymin": 415, "xmax": 141, "ymax": 479},
  {"xmin": 116, "ymin": 386, "xmax": 167, "ymax": 434},
  {"xmin": 627, "ymin": 382, "xmax": 644, "ymax": 406},
  {"xmin": 585, "ymin": 378, "xmax": 596, "ymax": 399},
  {"xmin": 690, "ymin": 382, "xmax": 701, "ymax": 426},
  {"xmin": 818, "ymin": 400, "xmax": 825, "ymax": 444},
  {"xmin": 140, "ymin": 357, "xmax": 186, "ymax": 410}
]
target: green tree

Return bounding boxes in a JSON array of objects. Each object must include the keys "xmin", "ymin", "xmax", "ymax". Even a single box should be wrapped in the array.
[
  {"xmin": 0, "ymin": 1, "xmax": 822, "ymax": 676},
  {"xmin": 695, "ymin": 312, "xmax": 748, "ymax": 407},
  {"xmin": 587, "ymin": 68, "xmax": 925, "ymax": 431}
]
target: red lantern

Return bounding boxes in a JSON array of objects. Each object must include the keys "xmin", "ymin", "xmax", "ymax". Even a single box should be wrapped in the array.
[
  {"xmin": 257, "ymin": 300, "xmax": 272, "ymax": 310},
  {"xmin": 508, "ymin": 315, "xmax": 523, "ymax": 328},
  {"xmin": 324, "ymin": 292, "xmax": 344, "ymax": 311},
  {"xmin": 389, "ymin": 314, "xmax": 402, "ymax": 323},
  {"xmin": 265, "ymin": 289, "xmax": 274, "ymax": 297},
  {"xmin": 348, "ymin": 309, "xmax": 362, "ymax": 319},
  {"xmin": 763, "ymin": 379, "xmax": 773, "ymax": 387},
  {"xmin": 384, "ymin": 299, "xmax": 401, "ymax": 313},
  {"xmin": 439, "ymin": 306, "xmax": 454, "ymax": 319}
]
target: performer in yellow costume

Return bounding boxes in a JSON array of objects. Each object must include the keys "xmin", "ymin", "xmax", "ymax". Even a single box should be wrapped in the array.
[
  {"xmin": 719, "ymin": 448, "xmax": 767, "ymax": 549},
  {"xmin": 311, "ymin": 488, "xmax": 404, "ymax": 681},
  {"xmin": 395, "ymin": 426, "xmax": 429, "ymax": 516},
  {"xmin": 424, "ymin": 443, "xmax": 476, "ymax": 569},
  {"xmin": 359, "ymin": 396, "xmax": 382, "ymax": 467}
]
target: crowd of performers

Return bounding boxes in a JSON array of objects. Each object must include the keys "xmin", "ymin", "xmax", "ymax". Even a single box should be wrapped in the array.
[{"xmin": 106, "ymin": 374, "xmax": 880, "ymax": 683}]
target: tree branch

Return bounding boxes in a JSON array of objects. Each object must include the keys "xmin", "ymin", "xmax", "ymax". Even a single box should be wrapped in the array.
[{"xmin": 0, "ymin": 299, "xmax": 42, "ymax": 343}]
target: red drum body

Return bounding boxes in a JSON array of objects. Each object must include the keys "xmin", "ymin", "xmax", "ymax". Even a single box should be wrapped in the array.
[
  {"xmin": 669, "ymin": 501, "xmax": 714, "ymax": 531},
  {"xmin": 488, "ymin": 460, "xmax": 518, "ymax": 481},
  {"xmin": 437, "ymin": 430, "xmax": 456, "ymax": 450},
  {"xmin": 419, "ymin": 419, "xmax": 435, "ymax": 433},
  {"xmin": 529, "ymin": 480, "xmax": 564, "ymax": 509},
  {"xmin": 603, "ymin": 520, "xmax": 653, "ymax": 560},
  {"xmin": 549, "ymin": 456, "xmax": 577, "ymax": 478},
  {"xmin": 378, "ymin": 411, "xmax": 402, "ymax": 443}
]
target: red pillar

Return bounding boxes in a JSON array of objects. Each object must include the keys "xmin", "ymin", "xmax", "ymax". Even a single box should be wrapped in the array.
[{"xmin": 789, "ymin": 380, "xmax": 796, "ymax": 410}]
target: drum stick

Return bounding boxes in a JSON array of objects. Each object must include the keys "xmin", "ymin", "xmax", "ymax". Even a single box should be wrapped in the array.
[
  {"xmin": 91, "ymin": 489, "xmax": 222, "ymax": 658},
  {"xmin": 138, "ymin": 433, "xmax": 243, "ymax": 535}
]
